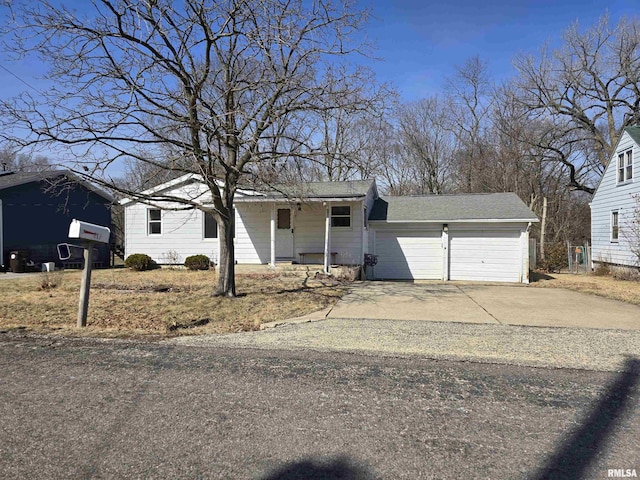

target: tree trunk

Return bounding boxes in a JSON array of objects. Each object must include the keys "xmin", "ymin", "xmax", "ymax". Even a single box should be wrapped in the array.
[
  {"xmin": 215, "ymin": 215, "xmax": 236, "ymax": 297},
  {"xmin": 214, "ymin": 175, "xmax": 237, "ymax": 297}
]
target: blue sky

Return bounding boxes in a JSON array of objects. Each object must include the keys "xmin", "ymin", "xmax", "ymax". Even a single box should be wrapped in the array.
[
  {"xmin": 363, "ymin": 0, "xmax": 638, "ymax": 100},
  {"xmin": 1, "ymin": 0, "xmax": 637, "ymax": 103}
]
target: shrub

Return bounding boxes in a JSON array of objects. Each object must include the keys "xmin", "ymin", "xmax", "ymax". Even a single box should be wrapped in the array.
[
  {"xmin": 38, "ymin": 271, "xmax": 63, "ymax": 291},
  {"xmin": 593, "ymin": 262, "xmax": 611, "ymax": 276},
  {"xmin": 184, "ymin": 254, "xmax": 211, "ymax": 271},
  {"xmin": 125, "ymin": 253, "xmax": 156, "ymax": 271},
  {"xmin": 612, "ymin": 266, "xmax": 640, "ymax": 282},
  {"xmin": 538, "ymin": 243, "xmax": 568, "ymax": 273}
]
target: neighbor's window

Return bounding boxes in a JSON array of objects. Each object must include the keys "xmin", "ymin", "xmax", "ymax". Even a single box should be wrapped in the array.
[
  {"xmin": 611, "ymin": 211, "xmax": 619, "ymax": 242},
  {"xmin": 148, "ymin": 208, "xmax": 161, "ymax": 235},
  {"xmin": 618, "ymin": 149, "xmax": 633, "ymax": 183},
  {"xmin": 204, "ymin": 212, "xmax": 218, "ymax": 239},
  {"xmin": 331, "ymin": 205, "xmax": 351, "ymax": 227}
]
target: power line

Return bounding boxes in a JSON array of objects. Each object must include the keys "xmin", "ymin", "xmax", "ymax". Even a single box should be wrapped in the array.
[{"xmin": 0, "ymin": 62, "xmax": 44, "ymax": 95}]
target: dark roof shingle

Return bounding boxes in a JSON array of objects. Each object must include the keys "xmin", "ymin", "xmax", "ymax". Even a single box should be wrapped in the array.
[
  {"xmin": 256, "ymin": 179, "xmax": 375, "ymax": 199},
  {"xmin": 0, "ymin": 170, "xmax": 113, "ymax": 201},
  {"xmin": 369, "ymin": 193, "xmax": 538, "ymax": 222},
  {"xmin": 625, "ymin": 125, "xmax": 640, "ymax": 145}
]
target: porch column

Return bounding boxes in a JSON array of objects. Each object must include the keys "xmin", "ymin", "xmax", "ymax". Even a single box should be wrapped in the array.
[
  {"xmin": 270, "ymin": 205, "xmax": 276, "ymax": 267},
  {"xmin": 324, "ymin": 203, "xmax": 331, "ymax": 274}
]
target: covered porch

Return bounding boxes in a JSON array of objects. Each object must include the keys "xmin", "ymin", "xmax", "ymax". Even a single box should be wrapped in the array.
[{"xmin": 235, "ymin": 198, "xmax": 366, "ymax": 273}]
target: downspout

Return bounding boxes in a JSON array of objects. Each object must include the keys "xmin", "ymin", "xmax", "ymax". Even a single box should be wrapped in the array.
[
  {"xmin": 361, "ymin": 204, "xmax": 366, "ymax": 272},
  {"xmin": 442, "ymin": 224, "xmax": 449, "ymax": 281},
  {"xmin": 523, "ymin": 222, "xmax": 532, "ymax": 284}
]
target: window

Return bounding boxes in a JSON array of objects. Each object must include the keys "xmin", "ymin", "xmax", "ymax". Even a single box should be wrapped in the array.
[
  {"xmin": 611, "ymin": 211, "xmax": 619, "ymax": 242},
  {"xmin": 204, "ymin": 212, "xmax": 217, "ymax": 239},
  {"xmin": 363, "ymin": 206, "xmax": 368, "ymax": 229},
  {"xmin": 148, "ymin": 209, "xmax": 161, "ymax": 235},
  {"xmin": 617, "ymin": 149, "xmax": 633, "ymax": 183},
  {"xmin": 277, "ymin": 208, "xmax": 290, "ymax": 229},
  {"xmin": 331, "ymin": 205, "xmax": 351, "ymax": 227}
]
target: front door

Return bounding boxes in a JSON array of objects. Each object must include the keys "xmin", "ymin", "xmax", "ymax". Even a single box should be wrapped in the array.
[{"xmin": 276, "ymin": 208, "xmax": 294, "ymax": 259}]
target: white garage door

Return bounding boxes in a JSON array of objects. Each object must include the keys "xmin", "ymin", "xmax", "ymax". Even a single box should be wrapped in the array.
[
  {"xmin": 449, "ymin": 229, "xmax": 522, "ymax": 282},
  {"xmin": 374, "ymin": 229, "xmax": 443, "ymax": 280}
]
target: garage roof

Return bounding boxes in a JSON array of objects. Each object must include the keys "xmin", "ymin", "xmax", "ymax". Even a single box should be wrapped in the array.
[{"xmin": 369, "ymin": 193, "xmax": 539, "ymax": 223}]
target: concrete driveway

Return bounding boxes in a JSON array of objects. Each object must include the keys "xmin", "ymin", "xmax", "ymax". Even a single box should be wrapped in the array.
[{"xmin": 327, "ymin": 282, "xmax": 640, "ymax": 331}]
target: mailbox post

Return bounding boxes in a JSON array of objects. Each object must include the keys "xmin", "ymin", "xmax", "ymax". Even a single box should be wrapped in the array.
[{"xmin": 67, "ymin": 219, "xmax": 111, "ymax": 328}]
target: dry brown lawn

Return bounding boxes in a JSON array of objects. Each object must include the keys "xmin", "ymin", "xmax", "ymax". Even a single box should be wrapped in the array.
[
  {"xmin": 530, "ymin": 271, "xmax": 640, "ymax": 306},
  {"xmin": 0, "ymin": 268, "xmax": 346, "ymax": 338}
]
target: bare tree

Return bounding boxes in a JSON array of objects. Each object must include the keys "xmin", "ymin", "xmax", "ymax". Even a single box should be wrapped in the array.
[
  {"xmin": 0, "ymin": 146, "xmax": 51, "ymax": 172},
  {"xmin": 445, "ymin": 56, "xmax": 493, "ymax": 192},
  {"xmin": 512, "ymin": 14, "xmax": 640, "ymax": 193},
  {"xmin": 394, "ymin": 96, "xmax": 454, "ymax": 194},
  {"xmin": 0, "ymin": 0, "xmax": 375, "ymax": 297}
]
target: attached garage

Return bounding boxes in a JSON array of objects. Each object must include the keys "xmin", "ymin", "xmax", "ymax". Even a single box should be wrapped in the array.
[
  {"xmin": 373, "ymin": 228, "xmax": 443, "ymax": 280},
  {"xmin": 368, "ymin": 194, "xmax": 538, "ymax": 284},
  {"xmin": 448, "ymin": 227, "xmax": 523, "ymax": 283}
]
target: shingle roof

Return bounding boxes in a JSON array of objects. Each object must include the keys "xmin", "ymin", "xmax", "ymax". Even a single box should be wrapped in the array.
[
  {"xmin": 256, "ymin": 179, "xmax": 375, "ymax": 199},
  {"xmin": 625, "ymin": 125, "xmax": 640, "ymax": 145},
  {"xmin": 369, "ymin": 193, "xmax": 538, "ymax": 222},
  {"xmin": 0, "ymin": 171, "xmax": 62, "ymax": 190},
  {"xmin": 0, "ymin": 170, "xmax": 114, "ymax": 201}
]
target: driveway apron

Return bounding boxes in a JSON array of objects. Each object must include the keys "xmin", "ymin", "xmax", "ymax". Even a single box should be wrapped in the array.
[{"xmin": 327, "ymin": 281, "xmax": 640, "ymax": 331}]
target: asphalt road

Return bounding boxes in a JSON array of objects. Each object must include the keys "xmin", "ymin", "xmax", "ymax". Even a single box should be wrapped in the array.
[{"xmin": 1, "ymin": 332, "xmax": 639, "ymax": 480}]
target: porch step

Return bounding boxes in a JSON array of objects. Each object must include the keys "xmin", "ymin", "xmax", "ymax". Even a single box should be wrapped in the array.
[{"xmin": 275, "ymin": 257, "xmax": 295, "ymax": 264}]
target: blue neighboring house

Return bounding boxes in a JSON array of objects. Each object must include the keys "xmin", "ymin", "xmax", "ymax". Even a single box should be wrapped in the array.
[{"xmin": 0, "ymin": 170, "xmax": 114, "ymax": 271}]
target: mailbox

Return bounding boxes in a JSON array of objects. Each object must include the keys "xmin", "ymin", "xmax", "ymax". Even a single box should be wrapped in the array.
[{"xmin": 68, "ymin": 219, "xmax": 111, "ymax": 244}]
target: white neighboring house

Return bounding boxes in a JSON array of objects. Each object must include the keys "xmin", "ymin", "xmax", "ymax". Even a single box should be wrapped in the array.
[
  {"xmin": 591, "ymin": 126, "xmax": 640, "ymax": 268},
  {"xmin": 120, "ymin": 174, "xmax": 538, "ymax": 283}
]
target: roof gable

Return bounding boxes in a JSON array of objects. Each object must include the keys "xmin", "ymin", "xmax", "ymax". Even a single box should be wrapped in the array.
[
  {"xmin": 591, "ymin": 126, "xmax": 640, "ymax": 202},
  {"xmin": 120, "ymin": 176, "xmax": 377, "ymax": 205},
  {"xmin": 369, "ymin": 193, "xmax": 538, "ymax": 223},
  {"xmin": 0, "ymin": 170, "xmax": 114, "ymax": 202}
]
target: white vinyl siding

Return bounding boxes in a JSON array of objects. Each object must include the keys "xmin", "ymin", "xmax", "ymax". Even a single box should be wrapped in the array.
[
  {"xmin": 293, "ymin": 203, "xmax": 325, "ymax": 262},
  {"xmin": 235, "ymin": 203, "xmax": 270, "ymax": 264},
  {"xmin": 125, "ymin": 203, "xmax": 219, "ymax": 264},
  {"xmin": 449, "ymin": 227, "xmax": 522, "ymax": 282},
  {"xmin": 328, "ymin": 201, "xmax": 364, "ymax": 264},
  {"xmin": 591, "ymin": 131, "xmax": 640, "ymax": 267},
  {"xmin": 371, "ymin": 225, "xmax": 443, "ymax": 280}
]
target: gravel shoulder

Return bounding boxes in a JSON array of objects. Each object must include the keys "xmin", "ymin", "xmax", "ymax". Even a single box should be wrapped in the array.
[{"xmin": 168, "ymin": 318, "xmax": 640, "ymax": 373}]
